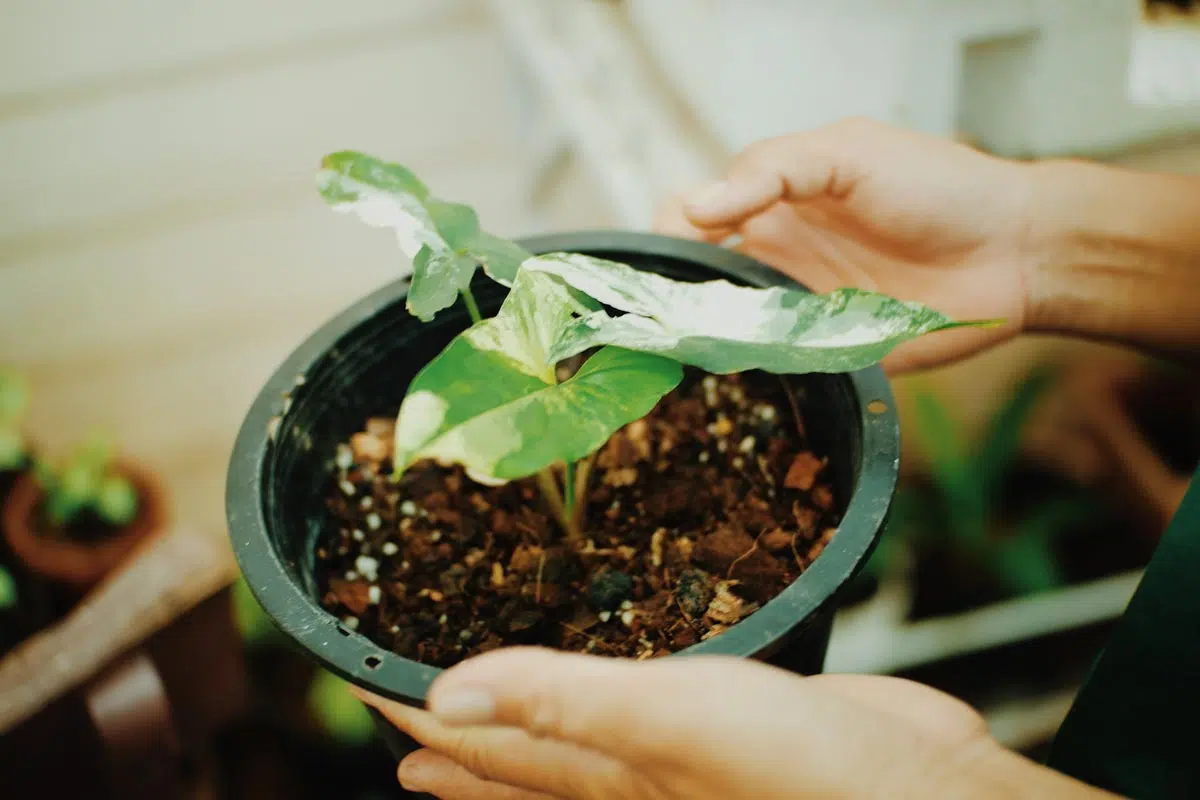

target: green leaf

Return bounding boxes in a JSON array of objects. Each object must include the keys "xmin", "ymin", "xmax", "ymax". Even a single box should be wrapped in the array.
[
  {"xmin": 0, "ymin": 428, "xmax": 25, "ymax": 471},
  {"xmin": 990, "ymin": 534, "xmax": 1064, "ymax": 595},
  {"xmin": 318, "ymin": 151, "xmax": 446, "ymax": 275},
  {"xmin": 96, "ymin": 475, "xmax": 138, "ymax": 526},
  {"xmin": 319, "ymin": 151, "xmax": 430, "ymax": 202},
  {"xmin": 424, "ymin": 198, "xmax": 480, "ymax": 251},
  {"xmin": 974, "ymin": 365, "xmax": 1057, "ymax": 497},
  {"xmin": 0, "ymin": 369, "xmax": 29, "ymax": 426},
  {"xmin": 393, "ymin": 270, "xmax": 682, "ymax": 483},
  {"xmin": 0, "ymin": 566, "xmax": 15, "ymax": 610},
  {"xmin": 407, "ymin": 247, "xmax": 478, "ymax": 323},
  {"xmin": 469, "ymin": 232, "xmax": 537, "ymax": 283},
  {"xmin": 911, "ymin": 390, "xmax": 989, "ymax": 544},
  {"xmin": 523, "ymin": 253, "xmax": 999, "ymax": 374},
  {"xmin": 317, "ymin": 151, "xmax": 533, "ymax": 320}
]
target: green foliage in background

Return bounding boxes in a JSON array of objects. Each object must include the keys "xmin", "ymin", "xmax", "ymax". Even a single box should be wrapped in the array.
[
  {"xmin": 33, "ymin": 432, "xmax": 138, "ymax": 529},
  {"xmin": 871, "ymin": 367, "xmax": 1100, "ymax": 595},
  {"xmin": 232, "ymin": 577, "xmax": 278, "ymax": 647},
  {"xmin": 0, "ymin": 369, "xmax": 30, "ymax": 472},
  {"xmin": 307, "ymin": 668, "xmax": 375, "ymax": 745},
  {"xmin": 234, "ymin": 578, "xmax": 375, "ymax": 745},
  {"xmin": 0, "ymin": 566, "xmax": 15, "ymax": 611}
]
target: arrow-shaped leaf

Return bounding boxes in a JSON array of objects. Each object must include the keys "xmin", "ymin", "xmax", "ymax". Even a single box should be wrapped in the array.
[
  {"xmin": 317, "ymin": 151, "xmax": 532, "ymax": 321},
  {"xmin": 393, "ymin": 269, "xmax": 682, "ymax": 484},
  {"xmin": 523, "ymin": 253, "xmax": 1000, "ymax": 375}
]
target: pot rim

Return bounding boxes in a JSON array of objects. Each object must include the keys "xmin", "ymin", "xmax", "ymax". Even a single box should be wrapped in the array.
[{"xmin": 226, "ymin": 231, "xmax": 899, "ymax": 702}]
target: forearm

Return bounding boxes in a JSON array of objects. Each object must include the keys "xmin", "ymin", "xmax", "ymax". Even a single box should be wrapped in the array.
[
  {"xmin": 1025, "ymin": 159, "xmax": 1200, "ymax": 359},
  {"xmin": 925, "ymin": 742, "xmax": 1121, "ymax": 800}
]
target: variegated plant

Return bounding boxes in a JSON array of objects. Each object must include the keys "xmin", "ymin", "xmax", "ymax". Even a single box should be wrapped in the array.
[{"xmin": 317, "ymin": 151, "xmax": 998, "ymax": 539}]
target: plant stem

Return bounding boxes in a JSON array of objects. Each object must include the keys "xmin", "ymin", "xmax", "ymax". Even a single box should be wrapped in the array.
[
  {"xmin": 461, "ymin": 287, "xmax": 483, "ymax": 324},
  {"xmin": 563, "ymin": 462, "xmax": 576, "ymax": 517},
  {"xmin": 535, "ymin": 468, "xmax": 581, "ymax": 542},
  {"xmin": 569, "ymin": 454, "xmax": 595, "ymax": 535}
]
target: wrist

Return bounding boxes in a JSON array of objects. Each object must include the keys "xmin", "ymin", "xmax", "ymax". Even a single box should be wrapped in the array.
[
  {"xmin": 1022, "ymin": 158, "xmax": 1200, "ymax": 348},
  {"xmin": 921, "ymin": 739, "xmax": 1116, "ymax": 799}
]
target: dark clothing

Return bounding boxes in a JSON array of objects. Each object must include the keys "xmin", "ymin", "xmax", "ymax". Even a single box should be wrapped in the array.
[{"xmin": 1048, "ymin": 473, "xmax": 1200, "ymax": 798}]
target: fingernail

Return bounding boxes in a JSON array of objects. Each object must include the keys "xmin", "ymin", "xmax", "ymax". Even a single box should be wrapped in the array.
[
  {"xmin": 431, "ymin": 687, "xmax": 496, "ymax": 725},
  {"xmin": 686, "ymin": 180, "xmax": 728, "ymax": 212},
  {"xmin": 397, "ymin": 757, "xmax": 429, "ymax": 792}
]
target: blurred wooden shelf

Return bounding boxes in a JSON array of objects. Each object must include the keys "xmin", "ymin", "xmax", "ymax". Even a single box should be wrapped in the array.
[{"xmin": 0, "ymin": 524, "xmax": 232, "ymax": 734}]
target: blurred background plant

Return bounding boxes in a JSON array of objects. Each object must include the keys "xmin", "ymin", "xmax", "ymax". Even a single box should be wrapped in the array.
[
  {"xmin": 858, "ymin": 366, "xmax": 1105, "ymax": 608},
  {"xmin": 0, "ymin": 370, "xmax": 30, "ymax": 473},
  {"xmin": 232, "ymin": 577, "xmax": 375, "ymax": 746},
  {"xmin": 32, "ymin": 433, "xmax": 138, "ymax": 533}
]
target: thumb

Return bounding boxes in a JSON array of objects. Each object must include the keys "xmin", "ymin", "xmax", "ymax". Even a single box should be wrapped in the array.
[{"xmin": 426, "ymin": 646, "xmax": 664, "ymax": 760}]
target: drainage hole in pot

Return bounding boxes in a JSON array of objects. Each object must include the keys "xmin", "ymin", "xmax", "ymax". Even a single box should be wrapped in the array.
[
  {"xmin": 364, "ymin": 655, "xmax": 383, "ymax": 670},
  {"xmin": 867, "ymin": 400, "xmax": 888, "ymax": 415},
  {"xmin": 336, "ymin": 624, "xmax": 353, "ymax": 636}
]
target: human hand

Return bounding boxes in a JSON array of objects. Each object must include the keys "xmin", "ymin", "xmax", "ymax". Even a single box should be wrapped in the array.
[
  {"xmin": 655, "ymin": 118, "xmax": 1041, "ymax": 374},
  {"xmin": 354, "ymin": 647, "xmax": 1108, "ymax": 799}
]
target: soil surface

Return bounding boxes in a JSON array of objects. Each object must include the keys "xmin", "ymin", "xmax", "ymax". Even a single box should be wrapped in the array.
[{"xmin": 316, "ymin": 370, "xmax": 843, "ymax": 667}]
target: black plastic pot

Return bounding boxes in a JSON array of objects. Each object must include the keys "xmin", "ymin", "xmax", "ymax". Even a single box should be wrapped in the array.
[{"xmin": 227, "ymin": 231, "xmax": 899, "ymax": 765}]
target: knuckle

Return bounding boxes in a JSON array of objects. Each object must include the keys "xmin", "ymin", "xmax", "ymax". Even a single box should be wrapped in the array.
[
  {"xmin": 739, "ymin": 135, "xmax": 788, "ymax": 167},
  {"xmin": 446, "ymin": 730, "xmax": 491, "ymax": 777},
  {"xmin": 525, "ymin": 683, "xmax": 568, "ymax": 739}
]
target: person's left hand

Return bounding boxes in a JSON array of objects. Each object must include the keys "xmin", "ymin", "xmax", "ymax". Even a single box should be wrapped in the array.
[{"xmin": 352, "ymin": 646, "xmax": 1106, "ymax": 799}]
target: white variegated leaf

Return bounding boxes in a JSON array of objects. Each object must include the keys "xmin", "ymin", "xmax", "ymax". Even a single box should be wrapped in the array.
[
  {"xmin": 524, "ymin": 253, "xmax": 998, "ymax": 375},
  {"xmin": 317, "ymin": 151, "xmax": 532, "ymax": 321},
  {"xmin": 317, "ymin": 151, "xmax": 440, "ymax": 260}
]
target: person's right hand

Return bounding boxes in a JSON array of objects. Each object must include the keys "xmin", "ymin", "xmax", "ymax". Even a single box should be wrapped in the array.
[
  {"xmin": 655, "ymin": 118, "xmax": 1042, "ymax": 373},
  {"xmin": 356, "ymin": 647, "xmax": 1112, "ymax": 799}
]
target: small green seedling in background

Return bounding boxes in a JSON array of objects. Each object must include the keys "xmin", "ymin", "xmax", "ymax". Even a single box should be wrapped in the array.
[
  {"xmin": 0, "ymin": 369, "xmax": 30, "ymax": 472},
  {"xmin": 34, "ymin": 432, "xmax": 138, "ymax": 529},
  {"xmin": 890, "ymin": 368, "xmax": 1099, "ymax": 595},
  {"xmin": 318, "ymin": 151, "xmax": 1000, "ymax": 542},
  {"xmin": 0, "ymin": 566, "xmax": 16, "ymax": 611}
]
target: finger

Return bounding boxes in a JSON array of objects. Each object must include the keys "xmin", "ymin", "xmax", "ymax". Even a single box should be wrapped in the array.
[
  {"xmin": 653, "ymin": 191, "xmax": 734, "ymax": 243},
  {"xmin": 398, "ymin": 749, "xmax": 556, "ymax": 800},
  {"xmin": 426, "ymin": 649, "xmax": 979, "ymax": 798},
  {"xmin": 355, "ymin": 686, "xmax": 635, "ymax": 799},
  {"xmin": 684, "ymin": 134, "xmax": 852, "ymax": 228}
]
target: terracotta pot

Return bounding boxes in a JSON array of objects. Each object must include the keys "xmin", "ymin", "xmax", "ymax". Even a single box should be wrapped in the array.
[{"xmin": 1, "ymin": 461, "xmax": 168, "ymax": 590}]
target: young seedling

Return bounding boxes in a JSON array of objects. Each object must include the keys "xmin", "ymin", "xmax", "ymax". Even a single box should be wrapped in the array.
[
  {"xmin": 318, "ymin": 152, "xmax": 999, "ymax": 542},
  {"xmin": 0, "ymin": 565, "xmax": 15, "ymax": 611},
  {"xmin": 0, "ymin": 369, "xmax": 29, "ymax": 472},
  {"xmin": 33, "ymin": 433, "xmax": 138, "ymax": 531}
]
